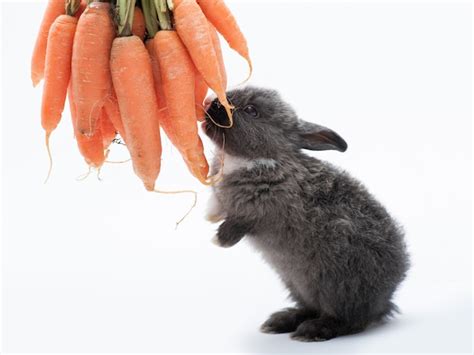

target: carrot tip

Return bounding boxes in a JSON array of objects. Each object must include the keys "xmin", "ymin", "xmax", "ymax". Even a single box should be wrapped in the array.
[
  {"xmin": 44, "ymin": 132, "xmax": 53, "ymax": 184},
  {"xmin": 32, "ymin": 75, "xmax": 41, "ymax": 88},
  {"xmin": 237, "ymin": 59, "xmax": 253, "ymax": 86},
  {"xmin": 243, "ymin": 60, "xmax": 253, "ymax": 84},
  {"xmin": 144, "ymin": 182, "xmax": 155, "ymax": 191},
  {"xmin": 224, "ymin": 104, "xmax": 234, "ymax": 127}
]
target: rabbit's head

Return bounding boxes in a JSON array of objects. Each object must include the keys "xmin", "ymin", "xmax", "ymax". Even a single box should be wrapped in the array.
[{"xmin": 203, "ymin": 86, "xmax": 347, "ymax": 160}]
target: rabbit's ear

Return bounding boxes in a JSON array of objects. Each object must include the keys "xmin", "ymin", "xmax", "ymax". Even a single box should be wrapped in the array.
[{"xmin": 297, "ymin": 121, "xmax": 348, "ymax": 152}]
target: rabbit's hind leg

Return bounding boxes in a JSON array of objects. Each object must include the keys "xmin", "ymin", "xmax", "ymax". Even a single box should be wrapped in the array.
[
  {"xmin": 260, "ymin": 308, "xmax": 316, "ymax": 334},
  {"xmin": 290, "ymin": 315, "xmax": 364, "ymax": 342}
]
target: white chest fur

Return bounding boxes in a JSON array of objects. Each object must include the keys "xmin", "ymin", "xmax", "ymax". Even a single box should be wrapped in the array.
[
  {"xmin": 206, "ymin": 153, "xmax": 277, "ymax": 223},
  {"xmin": 221, "ymin": 153, "xmax": 277, "ymax": 175}
]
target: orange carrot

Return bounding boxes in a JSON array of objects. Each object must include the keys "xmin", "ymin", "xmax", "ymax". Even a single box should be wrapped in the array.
[
  {"xmin": 132, "ymin": 7, "xmax": 146, "ymax": 40},
  {"xmin": 197, "ymin": 0, "xmax": 252, "ymax": 77},
  {"xmin": 75, "ymin": 128, "xmax": 105, "ymax": 168},
  {"xmin": 68, "ymin": 86, "xmax": 105, "ymax": 168},
  {"xmin": 41, "ymin": 15, "xmax": 77, "ymax": 145},
  {"xmin": 110, "ymin": 36, "xmax": 162, "ymax": 191},
  {"xmin": 71, "ymin": 1, "xmax": 115, "ymax": 137},
  {"xmin": 145, "ymin": 38, "xmax": 167, "ymax": 112},
  {"xmin": 173, "ymin": 0, "xmax": 233, "ymax": 126},
  {"xmin": 193, "ymin": 23, "xmax": 224, "ymax": 121},
  {"xmin": 104, "ymin": 93, "xmax": 127, "ymax": 142},
  {"xmin": 194, "ymin": 69, "xmax": 208, "ymax": 121},
  {"xmin": 31, "ymin": 0, "xmax": 65, "ymax": 87},
  {"xmin": 208, "ymin": 21, "xmax": 227, "ymax": 89},
  {"xmin": 100, "ymin": 108, "xmax": 117, "ymax": 149},
  {"xmin": 154, "ymin": 30, "xmax": 209, "ymax": 182}
]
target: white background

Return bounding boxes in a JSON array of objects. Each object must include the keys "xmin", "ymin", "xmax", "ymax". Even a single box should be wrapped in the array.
[{"xmin": 1, "ymin": 0, "xmax": 472, "ymax": 353}]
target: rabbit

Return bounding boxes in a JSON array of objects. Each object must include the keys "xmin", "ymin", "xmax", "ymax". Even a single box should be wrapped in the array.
[{"xmin": 203, "ymin": 86, "xmax": 410, "ymax": 342}]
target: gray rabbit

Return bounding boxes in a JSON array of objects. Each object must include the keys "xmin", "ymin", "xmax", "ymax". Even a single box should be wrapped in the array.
[{"xmin": 203, "ymin": 87, "xmax": 409, "ymax": 342}]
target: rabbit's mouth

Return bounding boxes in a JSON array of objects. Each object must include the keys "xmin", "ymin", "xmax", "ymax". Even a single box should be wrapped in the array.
[
  {"xmin": 205, "ymin": 97, "xmax": 232, "ymax": 124},
  {"xmin": 203, "ymin": 97, "xmax": 229, "ymax": 147}
]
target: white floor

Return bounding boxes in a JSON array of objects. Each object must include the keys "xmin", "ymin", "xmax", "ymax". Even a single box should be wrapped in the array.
[{"xmin": 1, "ymin": 1, "xmax": 472, "ymax": 353}]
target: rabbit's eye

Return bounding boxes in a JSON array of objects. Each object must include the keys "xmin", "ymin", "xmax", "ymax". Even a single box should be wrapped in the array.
[{"xmin": 244, "ymin": 105, "xmax": 259, "ymax": 117}]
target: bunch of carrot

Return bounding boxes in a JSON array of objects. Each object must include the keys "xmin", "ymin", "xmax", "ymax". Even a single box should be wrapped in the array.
[{"xmin": 32, "ymin": 0, "xmax": 251, "ymax": 191}]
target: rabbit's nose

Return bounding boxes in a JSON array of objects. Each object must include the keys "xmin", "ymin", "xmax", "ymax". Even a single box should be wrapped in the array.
[
  {"xmin": 204, "ymin": 95, "xmax": 218, "ymax": 111},
  {"xmin": 204, "ymin": 97, "xmax": 213, "ymax": 111}
]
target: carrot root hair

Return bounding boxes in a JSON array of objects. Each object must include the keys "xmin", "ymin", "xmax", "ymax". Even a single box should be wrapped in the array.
[
  {"xmin": 153, "ymin": 188, "xmax": 198, "ymax": 228},
  {"xmin": 95, "ymin": 149, "xmax": 110, "ymax": 181},
  {"xmin": 239, "ymin": 60, "xmax": 253, "ymax": 86},
  {"xmin": 44, "ymin": 131, "xmax": 53, "ymax": 184},
  {"xmin": 222, "ymin": 102, "xmax": 234, "ymax": 128},
  {"xmin": 76, "ymin": 166, "xmax": 92, "ymax": 181},
  {"xmin": 96, "ymin": 165, "xmax": 103, "ymax": 181},
  {"xmin": 105, "ymin": 158, "xmax": 131, "ymax": 164}
]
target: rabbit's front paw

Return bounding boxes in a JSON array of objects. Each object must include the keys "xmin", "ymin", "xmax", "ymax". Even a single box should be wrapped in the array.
[
  {"xmin": 206, "ymin": 213, "xmax": 225, "ymax": 223},
  {"xmin": 206, "ymin": 193, "xmax": 224, "ymax": 223},
  {"xmin": 212, "ymin": 219, "xmax": 251, "ymax": 248}
]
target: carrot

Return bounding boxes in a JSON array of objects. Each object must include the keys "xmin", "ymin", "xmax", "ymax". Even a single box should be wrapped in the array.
[
  {"xmin": 194, "ymin": 69, "xmax": 208, "ymax": 121},
  {"xmin": 68, "ymin": 86, "xmax": 105, "ymax": 168},
  {"xmin": 71, "ymin": 1, "xmax": 115, "ymax": 137},
  {"xmin": 41, "ymin": 14, "xmax": 77, "ymax": 148},
  {"xmin": 197, "ymin": 0, "xmax": 252, "ymax": 78},
  {"xmin": 103, "ymin": 93, "xmax": 127, "ymax": 142},
  {"xmin": 31, "ymin": 0, "xmax": 65, "ymax": 87},
  {"xmin": 110, "ymin": 35, "xmax": 162, "ymax": 191},
  {"xmin": 154, "ymin": 30, "xmax": 209, "ymax": 182},
  {"xmin": 75, "ymin": 128, "xmax": 105, "ymax": 168},
  {"xmin": 173, "ymin": 0, "xmax": 233, "ymax": 126},
  {"xmin": 132, "ymin": 6, "xmax": 146, "ymax": 40},
  {"xmin": 208, "ymin": 21, "xmax": 227, "ymax": 89},
  {"xmin": 144, "ymin": 5, "xmax": 171, "ymax": 127},
  {"xmin": 193, "ymin": 23, "xmax": 224, "ymax": 121},
  {"xmin": 100, "ymin": 108, "xmax": 117, "ymax": 149},
  {"xmin": 145, "ymin": 38, "xmax": 167, "ymax": 112}
]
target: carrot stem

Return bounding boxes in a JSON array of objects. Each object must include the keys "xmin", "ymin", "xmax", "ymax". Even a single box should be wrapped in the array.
[
  {"xmin": 117, "ymin": 0, "xmax": 137, "ymax": 36},
  {"xmin": 154, "ymin": 0, "xmax": 171, "ymax": 30},
  {"xmin": 142, "ymin": 0, "xmax": 159, "ymax": 37},
  {"xmin": 65, "ymin": 0, "xmax": 81, "ymax": 16}
]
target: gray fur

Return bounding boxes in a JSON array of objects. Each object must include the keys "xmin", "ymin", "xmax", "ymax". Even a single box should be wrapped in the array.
[{"xmin": 204, "ymin": 87, "xmax": 410, "ymax": 342}]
